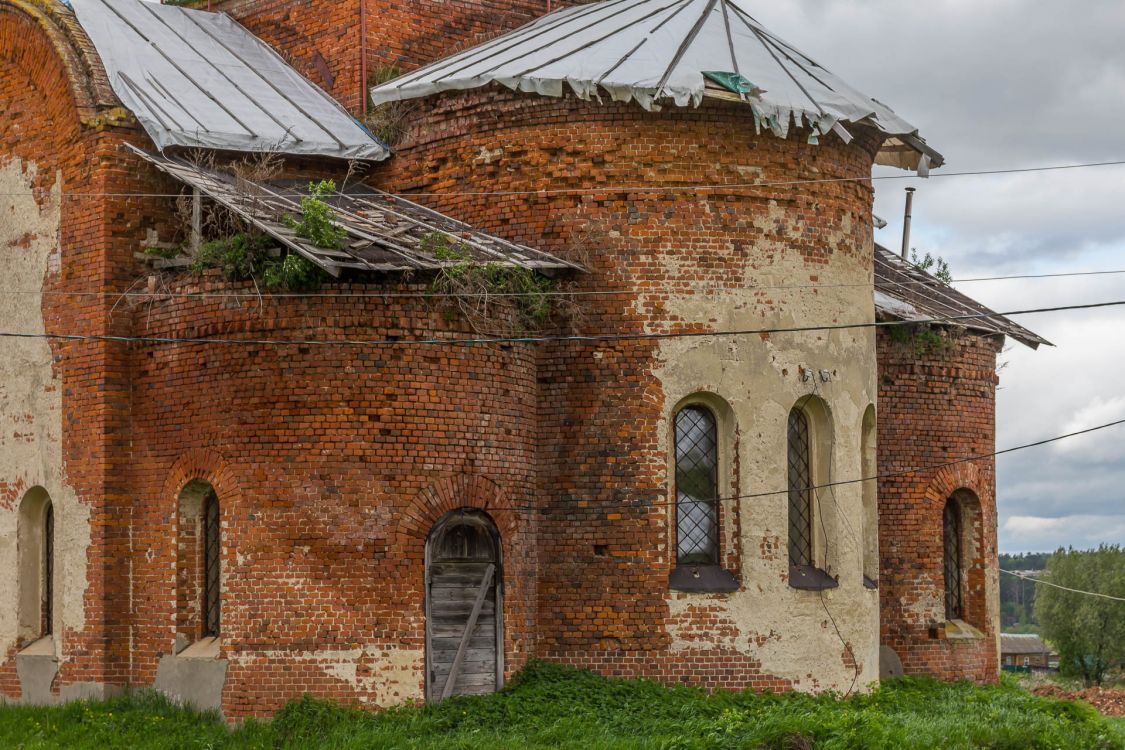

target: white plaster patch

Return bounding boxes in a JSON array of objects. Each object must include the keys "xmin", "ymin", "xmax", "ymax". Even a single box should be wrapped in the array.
[
  {"xmin": 649, "ymin": 200, "xmax": 880, "ymax": 693},
  {"xmin": 0, "ymin": 159, "xmax": 90, "ymax": 661}
]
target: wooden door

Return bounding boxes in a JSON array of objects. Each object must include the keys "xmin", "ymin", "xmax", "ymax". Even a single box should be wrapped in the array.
[{"xmin": 425, "ymin": 510, "xmax": 503, "ymax": 700}]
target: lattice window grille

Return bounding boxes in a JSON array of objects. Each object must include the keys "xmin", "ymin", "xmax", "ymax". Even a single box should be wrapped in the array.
[
  {"xmin": 675, "ymin": 406, "xmax": 719, "ymax": 566},
  {"xmin": 203, "ymin": 490, "xmax": 222, "ymax": 638},
  {"xmin": 943, "ymin": 499, "xmax": 964, "ymax": 621},
  {"xmin": 787, "ymin": 408, "xmax": 814, "ymax": 568}
]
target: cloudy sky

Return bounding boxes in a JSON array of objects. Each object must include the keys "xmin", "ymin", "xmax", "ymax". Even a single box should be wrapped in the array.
[{"xmin": 752, "ymin": 0, "xmax": 1125, "ymax": 552}]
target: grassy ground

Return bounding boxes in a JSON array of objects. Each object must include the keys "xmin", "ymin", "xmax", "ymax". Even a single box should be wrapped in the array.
[{"xmin": 0, "ymin": 662, "xmax": 1121, "ymax": 749}]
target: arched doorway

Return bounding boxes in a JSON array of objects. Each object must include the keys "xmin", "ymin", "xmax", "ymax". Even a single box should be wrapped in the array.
[{"xmin": 424, "ymin": 509, "xmax": 503, "ymax": 701}]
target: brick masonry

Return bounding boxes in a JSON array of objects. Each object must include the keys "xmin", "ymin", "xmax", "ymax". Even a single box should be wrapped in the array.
[
  {"xmin": 876, "ymin": 328, "xmax": 1002, "ymax": 682},
  {"xmin": 0, "ymin": 0, "xmax": 1002, "ymax": 718}
]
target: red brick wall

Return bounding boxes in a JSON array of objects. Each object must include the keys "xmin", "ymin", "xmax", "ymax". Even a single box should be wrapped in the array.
[
  {"xmin": 373, "ymin": 88, "xmax": 882, "ymax": 690},
  {"xmin": 0, "ymin": 0, "xmax": 172, "ymax": 699},
  {"xmin": 124, "ymin": 275, "xmax": 541, "ymax": 717},
  {"xmin": 876, "ymin": 328, "xmax": 1002, "ymax": 682},
  {"xmin": 205, "ymin": 0, "xmax": 548, "ymax": 112}
]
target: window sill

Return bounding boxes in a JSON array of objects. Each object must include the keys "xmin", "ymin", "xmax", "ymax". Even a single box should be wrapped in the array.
[
  {"xmin": 943, "ymin": 620, "xmax": 985, "ymax": 641},
  {"xmin": 18, "ymin": 635, "xmax": 55, "ymax": 658},
  {"xmin": 178, "ymin": 636, "xmax": 222, "ymax": 659},
  {"xmin": 789, "ymin": 564, "xmax": 839, "ymax": 591},
  {"xmin": 669, "ymin": 565, "xmax": 739, "ymax": 593}
]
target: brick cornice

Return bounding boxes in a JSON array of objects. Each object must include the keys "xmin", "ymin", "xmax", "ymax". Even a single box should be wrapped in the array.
[{"xmin": 2, "ymin": 0, "xmax": 128, "ymax": 125}]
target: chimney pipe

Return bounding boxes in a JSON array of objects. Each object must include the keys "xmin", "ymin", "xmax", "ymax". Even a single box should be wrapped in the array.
[{"xmin": 901, "ymin": 187, "xmax": 916, "ymax": 260}]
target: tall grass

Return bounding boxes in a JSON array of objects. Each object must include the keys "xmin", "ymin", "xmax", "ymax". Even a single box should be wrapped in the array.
[{"xmin": 0, "ymin": 662, "xmax": 1119, "ymax": 749}]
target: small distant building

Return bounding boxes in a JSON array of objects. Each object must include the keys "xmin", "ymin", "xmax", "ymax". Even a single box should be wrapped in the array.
[{"xmin": 1000, "ymin": 634, "xmax": 1053, "ymax": 670}]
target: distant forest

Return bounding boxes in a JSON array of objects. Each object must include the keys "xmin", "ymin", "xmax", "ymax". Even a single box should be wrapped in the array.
[{"xmin": 999, "ymin": 552, "xmax": 1052, "ymax": 632}]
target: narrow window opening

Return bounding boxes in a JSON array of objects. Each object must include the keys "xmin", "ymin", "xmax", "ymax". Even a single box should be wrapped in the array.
[
  {"xmin": 42, "ymin": 502, "xmax": 54, "ymax": 637},
  {"xmin": 943, "ymin": 497, "xmax": 963, "ymax": 621},
  {"xmin": 787, "ymin": 408, "xmax": 814, "ymax": 568},
  {"xmin": 202, "ymin": 489, "xmax": 221, "ymax": 638},
  {"xmin": 674, "ymin": 405, "xmax": 719, "ymax": 566}
]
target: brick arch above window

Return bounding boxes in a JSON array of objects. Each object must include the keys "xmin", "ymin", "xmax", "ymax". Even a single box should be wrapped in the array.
[
  {"xmin": 161, "ymin": 448, "xmax": 245, "ymax": 512},
  {"xmin": 3, "ymin": 0, "xmax": 122, "ymax": 120}
]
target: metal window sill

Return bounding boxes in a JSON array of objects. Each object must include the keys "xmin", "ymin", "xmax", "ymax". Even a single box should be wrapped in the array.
[
  {"xmin": 669, "ymin": 565, "xmax": 739, "ymax": 593},
  {"xmin": 789, "ymin": 564, "xmax": 839, "ymax": 591}
]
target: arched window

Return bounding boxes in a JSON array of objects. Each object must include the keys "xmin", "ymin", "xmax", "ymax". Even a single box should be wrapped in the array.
[
  {"xmin": 787, "ymin": 407, "xmax": 814, "ymax": 569},
  {"xmin": 177, "ymin": 481, "xmax": 222, "ymax": 643},
  {"xmin": 674, "ymin": 405, "xmax": 719, "ymax": 566},
  {"xmin": 943, "ymin": 497, "xmax": 963, "ymax": 620},
  {"xmin": 17, "ymin": 488, "xmax": 54, "ymax": 645},
  {"xmin": 202, "ymin": 489, "xmax": 221, "ymax": 637},
  {"xmin": 861, "ymin": 405, "xmax": 878, "ymax": 587}
]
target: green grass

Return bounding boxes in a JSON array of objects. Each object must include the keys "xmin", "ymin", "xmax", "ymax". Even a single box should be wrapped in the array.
[{"xmin": 0, "ymin": 662, "xmax": 1120, "ymax": 749}]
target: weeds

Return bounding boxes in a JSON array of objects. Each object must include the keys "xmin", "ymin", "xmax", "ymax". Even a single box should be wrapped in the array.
[
  {"xmin": 427, "ymin": 232, "xmax": 560, "ymax": 335},
  {"xmin": 0, "ymin": 662, "xmax": 1119, "ymax": 749},
  {"xmin": 283, "ymin": 180, "xmax": 346, "ymax": 250},
  {"xmin": 190, "ymin": 233, "xmax": 323, "ymax": 292}
]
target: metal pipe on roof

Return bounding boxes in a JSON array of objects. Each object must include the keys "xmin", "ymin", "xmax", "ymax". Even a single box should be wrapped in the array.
[
  {"xmin": 901, "ymin": 187, "xmax": 916, "ymax": 260},
  {"xmin": 360, "ymin": 0, "xmax": 368, "ymax": 117}
]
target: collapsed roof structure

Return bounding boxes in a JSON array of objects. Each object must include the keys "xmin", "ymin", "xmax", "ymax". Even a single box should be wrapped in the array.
[
  {"xmin": 66, "ymin": 0, "xmax": 575, "ymax": 276},
  {"xmin": 874, "ymin": 245, "xmax": 1051, "ymax": 349},
  {"xmin": 370, "ymin": 0, "xmax": 943, "ymax": 173}
]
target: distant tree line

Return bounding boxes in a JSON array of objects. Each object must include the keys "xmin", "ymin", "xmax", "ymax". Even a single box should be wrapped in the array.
[
  {"xmin": 999, "ymin": 552, "xmax": 1050, "ymax": 632},
  {"xmin": 1036, "ymin": 545, "xmax": 1125, "ymax": 686}
]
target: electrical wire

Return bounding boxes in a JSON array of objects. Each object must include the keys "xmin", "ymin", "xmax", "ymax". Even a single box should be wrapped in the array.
[
  {"xmin": 452, "ymin": 413, "xmax": 1125, "ymax": 512},
  {"xmin": 999, "ymin": 569, "xmax": 1125, "ymax": 603},
  {"xmin": 4, "ymin": 297, "xmax": 1122, "ymax": 348},
  {"xmin": 4, "ymin": 157, "xmax": 1125, "ymax": 199},
  {"xmin": 10, "ymin": 266, "xmax": 1125, "ymax": 300}
]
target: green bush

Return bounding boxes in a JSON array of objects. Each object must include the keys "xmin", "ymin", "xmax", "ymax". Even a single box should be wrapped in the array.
[
  {"xmin": 284, "ymin": 180, "xmax": 346, "ymax": 250},
  {"xmin": 190, "ymin": 232, "xmax": 324, "ymax": 293}
]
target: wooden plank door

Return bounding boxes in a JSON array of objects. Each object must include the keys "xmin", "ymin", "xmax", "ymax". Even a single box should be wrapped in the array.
[{"xmin": 425, "ymin": 510, "xmax": 503, "ymax": 701}]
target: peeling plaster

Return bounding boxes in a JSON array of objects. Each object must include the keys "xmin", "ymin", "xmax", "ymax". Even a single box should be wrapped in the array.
[
  {"xmin": 0, "ymin": 158, "xmax": 90, "ymax": 665},
  {"xmin": 650, "ymin": 204, "xmax": 880, "ymax": 692}
]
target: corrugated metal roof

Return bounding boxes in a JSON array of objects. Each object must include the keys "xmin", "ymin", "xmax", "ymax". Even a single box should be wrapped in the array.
[
  {"xmin": 874, "ymin": 244, "xmax": 1051, "ymax": 350},
  {"xmin": 128, "ymin": 146, "xmax": 579, "ymax": 277},
  {"xmin": 70, "ymin": 0, "xmax": 388, "ymax": 161},
  {"xmin": 1000, "ymin": 634, "xmax": 1051, "ymax": 655},
  {"xmin": 370, "ymin": 0, "xmax": 942, "ymax": 172}
]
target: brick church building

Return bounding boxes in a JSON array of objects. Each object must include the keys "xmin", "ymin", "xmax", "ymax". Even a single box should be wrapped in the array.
[{"xmin": 0, "ymin": 0, "xmax": 1045, "ymax": 717}]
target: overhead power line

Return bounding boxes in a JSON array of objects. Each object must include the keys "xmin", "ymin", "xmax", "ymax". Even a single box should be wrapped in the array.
[
  {"xmin": 9, "ymin": 266, "xmax": 1125, "ymax": 301},
  {"xmin": 1000, "ymin": 569, "xmax": 1125, "ymax": 603},
  {"xmin": 8, "ymin": 298, "xmax": 1123, "ymax": 348},
  {"xmin": 3, "ymin": 158, "xmax": 1125, "ymax": 199},
  {"xmin": 410, "ymin": 416, "xmax": 1125, "ymax": 514}
]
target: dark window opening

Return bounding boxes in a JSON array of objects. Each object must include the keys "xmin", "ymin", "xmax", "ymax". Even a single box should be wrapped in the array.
[
  {"xmin": 674, "ymin": 405, "xmax": 719, "ymax": 566},
  {"xmin": 943, "ymin": 498, "xmax": 963, "ymax": 621},
  {"xmin": 787, "ymin": 407, "xmax": 814, "ymax": 569},
  {"xmin": 42, "ymin": 502, "xmax": 54, "ymax": 637},
  {"xmin": 202, "ymin": 489, "xmax": 221, "ymax": 637}
]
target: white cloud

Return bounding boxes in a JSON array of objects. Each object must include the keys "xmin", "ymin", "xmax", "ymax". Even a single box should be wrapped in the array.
[{"xmin": 746, "ymin": 0, "xmax": 1125, "ymax": 551}]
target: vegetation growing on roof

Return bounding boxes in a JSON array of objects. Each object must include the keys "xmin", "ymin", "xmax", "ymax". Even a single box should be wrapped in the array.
[
  {"xmin": 887, "ymin": 322, "xmax": 952, "ymax": 357},
  {"xmin": 426, "ymin": 232, "xmax": 562, "ymax": 335},
  {"xmin": 283, "ymin": 180, "xmax": 347, "ymax": 250},
  {"xmin": 365, "ymin": 65, "xmax": 415, "ymax": 147},
  {"xmin": 910, "ymin": 248, "xmax": 953, "ymax": 284},
  {"xmin": 189, "ymin": 233, "xmax": 324, "ymax": 292}
]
